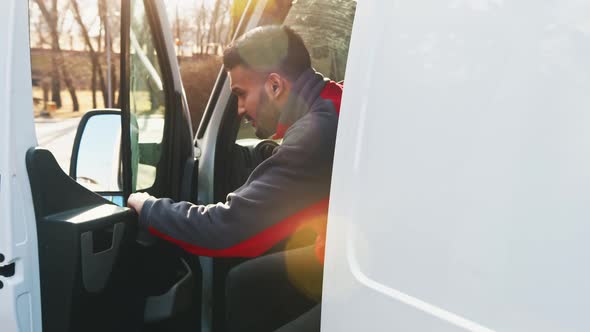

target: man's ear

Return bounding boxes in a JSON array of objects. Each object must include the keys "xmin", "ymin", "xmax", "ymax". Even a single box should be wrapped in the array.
[{"xmin": 265, "ymin": 73, "xmax": 286, "ymax": 99}]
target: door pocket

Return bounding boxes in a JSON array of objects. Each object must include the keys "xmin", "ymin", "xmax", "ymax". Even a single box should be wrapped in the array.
[{"xmin": 81, "ymin": 223, "xmax": 125, "ymax": 293}]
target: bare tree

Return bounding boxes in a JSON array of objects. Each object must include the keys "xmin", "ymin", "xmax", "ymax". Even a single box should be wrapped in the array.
[
  {"xmin": 34, "ymin": 0, "xmax": 79, "ymax": 111},
  {"xmin": 190, "ymin": 0, "xmax": 229, "ymax": 55},
  {"xmin": 216, "ymin": 0, "xmax": 232, "ymax": 48},
  {"xmin": 93, "ymin": 2, "xmax": 104, "ymax": 108},
  {"xmin": 70, "ymin": 0, "xmax": 108, "ymax": 108},
  {"xmin": 99, "ymin": 0, "xmax": 118, "ymax": 107},
  {"xmin": 206, "ymin": 0, "xmax": 222, "ymax": 54},
  {"xmin": 195, "ymin": 1, "xmax": 209, "ymax": 54},
  {"xmin": 32, "ymin": 12, "xmax": 50, "ymax": 48}
]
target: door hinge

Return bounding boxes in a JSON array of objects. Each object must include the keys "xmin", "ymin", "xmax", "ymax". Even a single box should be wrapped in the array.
[
  {"xmin": 0, "ymin": 254, "xmax": 15, "ymax": 278},
  {"xmin": 0, "ymin": 254, "xmax": 15, "ymax": 289},
  {"xmin": 0, "ymin": 263, "xmax": 15, "ymax": 277}
]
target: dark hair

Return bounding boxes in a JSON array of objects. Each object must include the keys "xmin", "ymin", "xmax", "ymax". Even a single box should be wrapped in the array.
[{"xmin": 223, "ymin": 25, "xmax": 311, "ymax": 81}]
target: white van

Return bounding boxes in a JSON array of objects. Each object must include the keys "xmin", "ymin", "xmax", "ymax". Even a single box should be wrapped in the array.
[{"xmin": 2, "ymin": 0, "xmax": 590, "ymax": 331}]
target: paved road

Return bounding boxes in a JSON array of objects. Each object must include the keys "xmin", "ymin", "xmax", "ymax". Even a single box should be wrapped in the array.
[{"xmin": 35, "ymin": 117, "xmax": 81, "ymax": 174}]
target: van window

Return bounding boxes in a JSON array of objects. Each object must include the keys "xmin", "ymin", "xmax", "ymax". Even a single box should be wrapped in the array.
[
  {"xmin": 173, "ymin": 0, "xmax": 234, "ymax": 134},
  {"xmin": 284, "ymin": 0, "xmax": 355, "ymax": 82},
  {"xmin": 129, "ymin": 0, "xmax": 167, "ymax": 190},
  {"xmin": 236, "ymin": 0, "xmax": 357, "ymax": 140},
  {"xmin": 213, "ymin": 0, "xmax": 357, "ymax": 199},
  {"xmin": 29, "ymin": 0, "xmax": 121, "ymax": 174}
]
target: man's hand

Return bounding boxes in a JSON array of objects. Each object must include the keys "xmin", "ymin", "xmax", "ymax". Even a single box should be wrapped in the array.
[{"xmin": 127, "ymin": 192, "xmax": 154, "ymax": 216}]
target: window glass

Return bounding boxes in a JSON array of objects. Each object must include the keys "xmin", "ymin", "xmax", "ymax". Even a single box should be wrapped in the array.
[
  {"xmin": 236, "ymin": 0, "xmax": 357, "ymax": 140},
  {"xmin": 284, "ymin": 0, "xmax": 356, "ymax": 82},
  {"xmin": 171, "ymin": 0, "xmax": 235, "ymax": 135},
  {"xmin": 29, "ymin": 0, "xmax": 121, "ymax": 176},
  {"xmin": 130, "ymin": 0, "xmax": 166, "ymax": 190}
]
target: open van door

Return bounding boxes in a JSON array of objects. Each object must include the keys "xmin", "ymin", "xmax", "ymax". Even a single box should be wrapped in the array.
[
  {"xmin": 21, "ymin": 0, "xmax": 198, "ymax": 331},
  {"xmin": 0, "ymin": 1, "xmax": 43, "ymax": 331}
]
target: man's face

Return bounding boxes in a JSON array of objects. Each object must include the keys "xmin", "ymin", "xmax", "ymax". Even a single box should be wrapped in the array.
[{"xmin": 228, "ymin": 65, "xmax": 281, "ymax": 139}]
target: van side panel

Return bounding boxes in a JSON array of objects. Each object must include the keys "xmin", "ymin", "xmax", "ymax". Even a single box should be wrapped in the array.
[
  {"xmin": 323, "ymin": 0, "xmax": 590, "ymax": 331},
  {"xmin": 0, "ymin": 1, "xmax": 43, "ymax": 331}
]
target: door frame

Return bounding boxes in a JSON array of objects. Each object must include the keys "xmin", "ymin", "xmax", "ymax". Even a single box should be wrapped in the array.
[{"xmin": 120, "ymin": 0, "xmax": 194, "ymax": 203}]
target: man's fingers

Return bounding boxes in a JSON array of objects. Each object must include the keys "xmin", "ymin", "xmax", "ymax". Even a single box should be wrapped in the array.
[{"xmin": 127, "ymin": 192, "xmax": 153, "ymax": 215}]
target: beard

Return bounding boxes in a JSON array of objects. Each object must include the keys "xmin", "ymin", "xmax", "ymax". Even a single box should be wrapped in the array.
[{"xmin": 254, "ymin": 89, "xmax": 280, "ymax": 139}]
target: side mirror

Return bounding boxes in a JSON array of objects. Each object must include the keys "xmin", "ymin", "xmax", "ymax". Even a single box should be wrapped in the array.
[{"xmin": 70, "ymin": 110, "xmax": 123, "ymax": 193}]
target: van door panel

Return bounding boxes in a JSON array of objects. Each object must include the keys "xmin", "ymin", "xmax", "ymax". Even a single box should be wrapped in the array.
[
  {"xmin": 323, "ymin": 0, "xmax": 590, "ymax": 331},
  {"xmin": 26, "ymin": 148, "xmax": 144, "ymax": 331}
]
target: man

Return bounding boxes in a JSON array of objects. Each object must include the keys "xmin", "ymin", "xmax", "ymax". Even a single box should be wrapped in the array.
[{"xmin": 128, "ymin": 25, "xmax": 343, "ymax": 331}]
